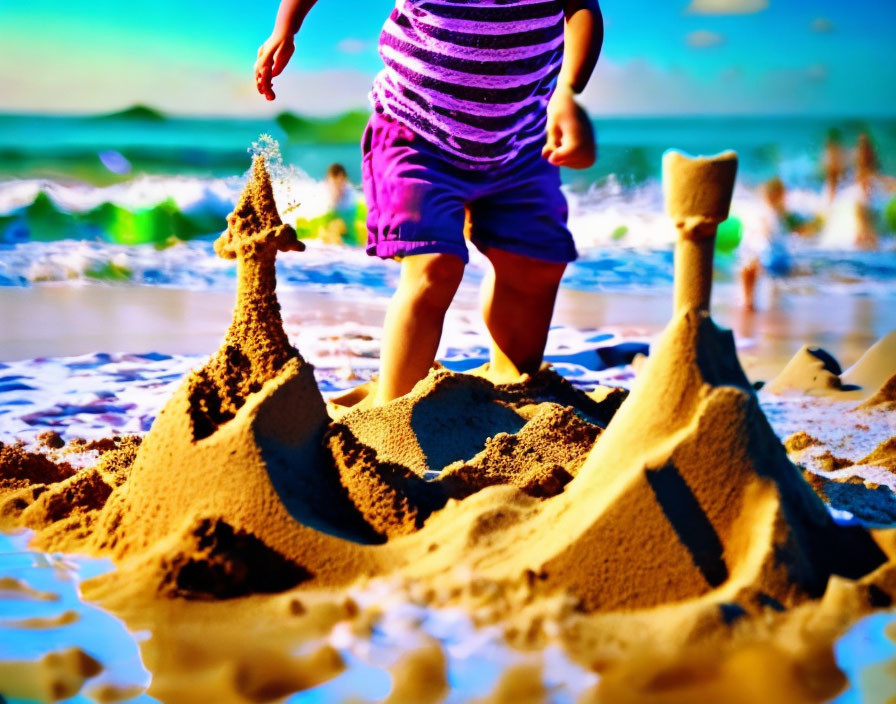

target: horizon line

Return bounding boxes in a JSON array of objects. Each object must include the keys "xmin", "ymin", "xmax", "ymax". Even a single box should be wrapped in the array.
[{"xmin": 2, "ymin": 107, "xmax": 895, "ymax": 122}]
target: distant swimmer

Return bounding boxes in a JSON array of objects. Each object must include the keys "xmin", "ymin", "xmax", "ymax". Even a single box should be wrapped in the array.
[
  {"xmin": 852, "ymin": 133, "xmax": 883, "ymax": 249},
  {"xmin": 822, "ymin": 129, "xmax": 846, "ymax": 203},
  {"xmin": 291, "ymin": 163, "xmax": 366, "ymax": 246},
  {"xmin": 739, "ymin": 178, "xmax": 793, "ymax": 312},
  {"xmin": 819, "ymin": 131, "xmax": 896, "ymax": 250},
  {"xmin": 325, "ymin": 163, "xmax": 353, "ymax": 213},
  {"xmin": 855, "ymin": 132, "xmax": 879, "ymax": 200},
  {"xmin": 319, "ymin": 163, "xmax": 359, "ymax": 245}
]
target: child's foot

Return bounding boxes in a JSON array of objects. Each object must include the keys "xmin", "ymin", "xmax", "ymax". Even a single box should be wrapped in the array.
[{"xmin": 476, "ymin": 361, "xmax": 528, "ymax": 386}]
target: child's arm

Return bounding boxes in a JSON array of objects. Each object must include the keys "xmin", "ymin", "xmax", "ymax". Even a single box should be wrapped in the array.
[
  {"xmin": 542, "ymin": 0, "xmax": 604, "ymax": 169},
  {"xmin": 255, "ymin": 0, "xmax": 319, "ymax": 101}
]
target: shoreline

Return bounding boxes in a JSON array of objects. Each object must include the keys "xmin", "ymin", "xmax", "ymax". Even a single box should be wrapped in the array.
[{"xmin": 2, "ymin": 281, "xmax": 895, "ymax": 383}]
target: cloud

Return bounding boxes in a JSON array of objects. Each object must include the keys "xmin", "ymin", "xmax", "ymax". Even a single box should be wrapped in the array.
[
  {"xmin": 577, "ymin": 57, "xmax": 863, "ymax": 116},
  {"xmin": 337, "ymin": 38, "xmax": 370, "ymax": 55},
  {"xmin": 811, "ymin": 17, "xmax": 835, "ymax": 33},
  {"xmin": 686, "ymin": 0, "xmax": 768, "ymax": 15},
  {"xmin": 686, "ymin": 30, "xmax": 726, "ymax": 48},
  {"xmin": 578, "ymin": 59, "xmax": 716, "ymax": 115},
  {"xmin": 719, "ymin": 66, "xmax": 743, "ymax": 83},
  {"xmin": 806, "ymin": 64, "xmax": 828, "ymax": 82},
  {"xmin": 0, "ymin": 45, "xmax": 375, "ymax": 117}
]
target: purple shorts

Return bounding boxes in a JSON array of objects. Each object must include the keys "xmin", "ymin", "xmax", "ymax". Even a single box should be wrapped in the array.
[{"xmin": 361, "ymin": 111, "xmax": 576, "ymax": 264}]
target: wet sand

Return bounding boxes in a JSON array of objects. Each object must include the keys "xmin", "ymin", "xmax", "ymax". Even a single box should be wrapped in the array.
[{"xmin": 2, "ymin": 281, "xmax": 894, "ymax": 384}]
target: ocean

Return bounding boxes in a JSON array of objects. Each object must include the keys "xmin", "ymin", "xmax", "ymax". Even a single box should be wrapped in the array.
[
  {"xmin": 2, "ymin": 110, "xmax": 895, "ymax": 186},
  {"xmin": 1, "ymin": 110, "xmax": 894, "ymax": 295}
]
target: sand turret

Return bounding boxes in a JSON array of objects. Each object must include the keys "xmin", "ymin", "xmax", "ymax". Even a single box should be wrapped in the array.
[
  {"xmin": 85, "ymin": 159, "xmax": 376, "ymax": 596},
  {"xmin": 664, "ymin": 150, "xmax": 738, "ymax": 314},
  {"xmin": 190, "ymin": 157, "xmax": 304, "ymax": 440}
]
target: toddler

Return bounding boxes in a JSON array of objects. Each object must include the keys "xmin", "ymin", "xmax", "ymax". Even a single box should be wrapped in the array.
[{"xmin": 256, "ymin": 0, "xmax": 603, "ymax": 403}]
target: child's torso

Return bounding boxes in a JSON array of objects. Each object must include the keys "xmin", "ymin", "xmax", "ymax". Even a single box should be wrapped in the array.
[{"xmin": 372, "ymin": 0, "xmax": 565, "ymax": 166}]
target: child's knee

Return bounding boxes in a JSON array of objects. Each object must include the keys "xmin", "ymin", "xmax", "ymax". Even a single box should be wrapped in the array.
[{"xmin": 400, "ymin": 254, "xmax": 465, "ymax": 310}]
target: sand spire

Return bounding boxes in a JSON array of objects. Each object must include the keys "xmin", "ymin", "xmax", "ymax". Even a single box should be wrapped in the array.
[
  {"xmin": 190, "ymin": 156, "xmax": 304, "ymax": 440},
  {"xmin": 84, "ymin": 159, "xmax": 377, "ymax": 594}
]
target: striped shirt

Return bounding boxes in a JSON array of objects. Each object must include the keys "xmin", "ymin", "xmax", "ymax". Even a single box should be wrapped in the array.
[{"xmin": 370, "ymin": 0, "xmax": 565, "ymax": 167}]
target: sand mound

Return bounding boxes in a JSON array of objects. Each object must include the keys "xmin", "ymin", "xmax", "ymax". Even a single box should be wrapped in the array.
[
  {"xmin": 766, "ymin": 346, "xmax": 844, "ymax": 396},
  {"xmin": 842, "ymin": 329, "xmax": 896, "ymax": 392},
  {"xmin": 326, "ymin": 366, "xmax": 609, "ymax": 537},
  {"xmin": 439, "ymin": 402, "xmax": 600, "ymax": 499},
  {"xmin": 784, "ymin": 431, "xmax": 822, "ymax": 453},
  {"xmin": 330, "ymin": 366, "xmax": 613, "ymax": 478},
  {"xmin": 858, "ymin": 437, "xmax": 896, "ymax": 471},
  {"xmin": 0, "ymin": 442, "xmax": 75, "ymax": 490},
  {"xmin": 857, "ymin": 373, "xmax": 896, "ymax": 410},
  {"xmin": 0, "ymin": 443, "xmax": 77, "ymax": 530},
  {"xmin": 21, "ymin": 467, "xmax": 113, "ymax": 530}
]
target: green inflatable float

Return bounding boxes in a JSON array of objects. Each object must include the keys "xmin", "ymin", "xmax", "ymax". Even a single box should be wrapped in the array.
[
  {"xmin": 715, "ymin": 216, "xmax": 743, "ymax": 254},
  {"xmin": 885, "ymin": 194, "xmax": 896, "ymax": 234},
  {"xmin": 294, "ymin": 200, "xmax": 368, "ymax": 247},
  {"xmin": 602, "ymin": 217, "xmax": 741, "ymax": 251},
  {"xmin": 0, "ymin": 191, "xmax": 228, "ymax": 245}
]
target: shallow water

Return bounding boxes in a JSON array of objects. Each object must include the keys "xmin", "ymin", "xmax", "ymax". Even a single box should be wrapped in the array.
[{"xmin": 0, "ymin": 528, "xmax": 603, "ymax": 703}]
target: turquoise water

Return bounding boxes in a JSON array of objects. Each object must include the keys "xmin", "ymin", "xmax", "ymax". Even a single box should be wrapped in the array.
[{"xmin": 2, "ymin": 111, "xmax": 894, "ymax": 187}]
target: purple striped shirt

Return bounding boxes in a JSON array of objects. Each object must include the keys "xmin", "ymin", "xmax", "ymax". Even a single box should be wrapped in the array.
[{"xmin": 370, "ymin": 0, "xmax": 565, "ymax": 166}]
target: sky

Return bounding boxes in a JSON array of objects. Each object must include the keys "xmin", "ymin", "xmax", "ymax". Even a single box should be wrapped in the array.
[{"xmin": 0, "ymin": 0, "xmax": 894, "ymax": 117}]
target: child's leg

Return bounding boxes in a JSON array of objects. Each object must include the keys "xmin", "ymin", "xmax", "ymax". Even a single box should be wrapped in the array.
[
  {"xmin": 375, "ymin": 252, "xmax": 465, "ymax": 404},
  {"xmin": 480, "ymin": 247, "xmax": 566, "ymax": 385}
]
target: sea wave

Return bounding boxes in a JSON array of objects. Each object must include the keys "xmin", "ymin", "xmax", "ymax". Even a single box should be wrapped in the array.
[{"xmin": 0, "ymin": 166, "xmax": 894, "ymax": 296}]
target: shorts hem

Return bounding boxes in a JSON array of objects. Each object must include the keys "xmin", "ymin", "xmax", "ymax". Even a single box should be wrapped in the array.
[
  {"xmin": 470, "ymin": 237, "xmax": 578, "ymax": 264},
  {"xmin": 367, "ymin": 239, "xmax": 470, "ymax": 263}
]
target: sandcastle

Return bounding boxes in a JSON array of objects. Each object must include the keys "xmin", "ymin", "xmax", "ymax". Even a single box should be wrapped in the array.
[
  {"xmin": 80, "ymin": 157, "xmax": 380, "ymax": 595},
  {"xmin": 74, "ymin": 150, "xmax": 888, "ymax": 611},
  {"xmin": 1, "ymin": 152, "xmax": 893, "ymax": 682},
  {"xmin": 372, "ymin": 151, "xmax": 887, "ymax": 612}
]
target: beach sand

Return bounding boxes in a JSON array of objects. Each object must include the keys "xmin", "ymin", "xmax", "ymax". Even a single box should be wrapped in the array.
[{"xmin": 3, "ymin": 158, "xmax": 896, "ymax": 703}]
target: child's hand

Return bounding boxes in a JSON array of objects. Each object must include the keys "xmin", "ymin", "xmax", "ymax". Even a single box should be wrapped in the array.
[
  {"xmin": 254, "ymin": 33, "xmax": 295, "ymax": 101},
  {"xmin": 542, "ymin": 85, "xmax": 596, "ymax": 169}
]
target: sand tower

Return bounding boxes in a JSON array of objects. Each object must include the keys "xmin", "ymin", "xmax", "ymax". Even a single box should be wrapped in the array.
[
  {"xmin": 89, "ymin": 158, "xmax": 375, "ymax": 596},
  {"xmin": 465, "ymin": 150, "xmax": 886, "ymax": 612}
]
